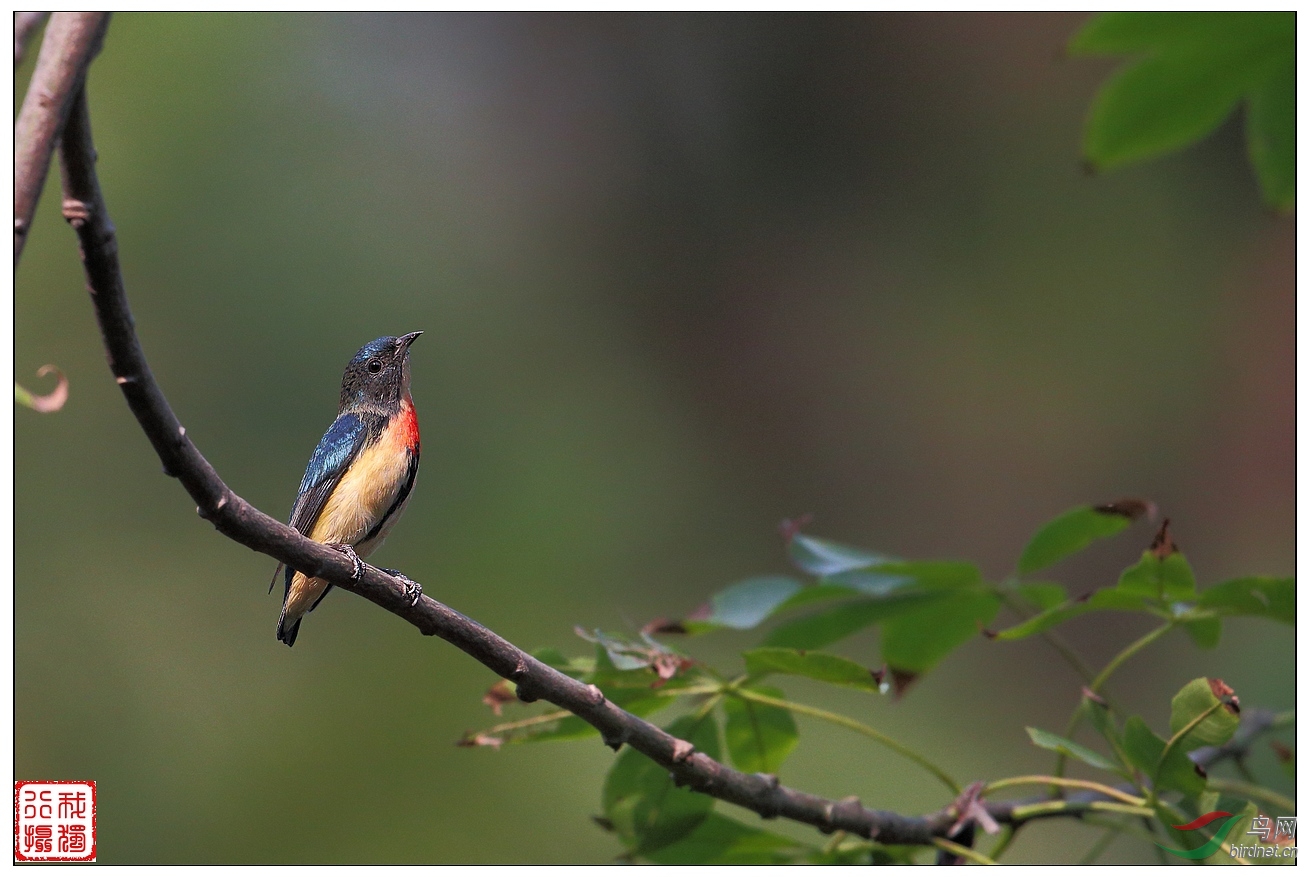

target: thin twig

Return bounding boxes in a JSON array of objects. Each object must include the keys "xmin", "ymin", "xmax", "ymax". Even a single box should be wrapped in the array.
[
  {"xmin": 984, "ymin": 775, "xmax": 1145, "ymax": 807},
  {"xmin": 14, "ymin": 11, "xmax": 108, "ymax": 264},
  {"xmin": 734, "ymin": 687, "xmax": 960, "ymax": 793}
]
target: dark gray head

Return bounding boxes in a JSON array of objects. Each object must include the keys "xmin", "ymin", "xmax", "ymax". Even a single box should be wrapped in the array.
[{"xmin": 339, "ymin": 331, "xmax": 422, "ymax": 411}]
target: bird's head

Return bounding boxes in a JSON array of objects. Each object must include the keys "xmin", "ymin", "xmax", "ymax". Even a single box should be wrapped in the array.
[{"xmin": 339, "ymin": 331, "xmax": 422, "ymax": 411}]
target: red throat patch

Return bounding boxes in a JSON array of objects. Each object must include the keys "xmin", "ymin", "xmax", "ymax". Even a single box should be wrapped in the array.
[{"xmin": 397, "ymin": 398, "xmax": 420, "ymax": 452}]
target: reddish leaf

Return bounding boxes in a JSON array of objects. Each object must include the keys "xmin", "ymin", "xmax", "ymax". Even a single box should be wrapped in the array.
[
  {"xmin": 889, "ymin": 667, "xmax": 918, "ymax": 699},
  {"xmin": 643, "ymin": 617, "xmax": 688, "ymax": 635},
  {"xmin": 1093, "ymin": 497, "xmax": 1156, "ymax": 520},
  {"xmin": 1150, "ymin": 518, "xmax": 1179, "ymax": 558},
  {"xmin": 457, "ymin": 732, "xmax": 503, "ymax": 750},
  {"xmin": 1207, "ymin": 678, "xmax": 1240, "ymax": 715},
  {"xmin": 482, "ymin": 680, "xmax": 517, "ymax": 716}
]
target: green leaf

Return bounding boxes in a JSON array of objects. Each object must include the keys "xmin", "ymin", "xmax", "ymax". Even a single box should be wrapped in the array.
[
  {"xmin": 723, "ymin": 686, "xmax": 799, "ymax": 774},
  {"xmin": 586, "ymin": 637, "xmax": 650, "ymax": 676},
  {"xmin": 1027, "ymin": 723, "xmax": 1121, "ymax": 770},
  {"xmin": 602, "ymin": 713, "xmax": 721, "ymax": 854},
  {"xmin": 1017, "ymin": 505, "xmax": 1136, "ymax": 575},
  {"xmin": 769, "ymin": 583, "xmax": 864, "ymax": 614},
  {"xmin": 1123, "ymin": 714, "xmax": 1205, "ymax": 796},
  {"xmin": 825, "ymin": 568, "xmax": 915, "ymax": 595},
  {"xmin": 1069, "ymin": 12, "xmax": 1233, "ymax": 55},
  {"xmin": 642, "ymin": 813, "xmax": 809, "ymax": 864},
  {"xmin": 1196, "ymin": 576, "xmax": 1294, "ymax": 624},
  {"xmin": 990, "ymin": 601, "xmax": 1089, "ymax": 641},
  {"xmin": 1084, "ymin": 588, "xmax": 1155, "ymax": 612},
  {"xmin": 880, "ymin": 590, "xmax": 1000, "ymax": 675},
  {"xmin": 532, "ymin": 646, "xmax": 592, "ymax": 679},
  {"xmin": 1169, "ymin": 678, "xmax": 1240, "ymax": 749},
  {"xmin": 763, "ymin": 591, "xmax": 943, "ymax": 650},
  {"xmin": 1182, "ymin": 616, "xmax": 1222, "ymax": 649},
  {"xmin": 1135, "ymin": 678, "xmax": 1242, "ymax": 796},
  {"xmin": 1077, "ymin": 13, "xmax": 1293, "ymax": 171},
  {"xmin": 1016, "ymin": 581, "xmax": 1067, "ymax": 611},
  {"xmin": 1117, "ymin": 550, "xmax": 1197, "ymax": 601},
  {"xmin": 743, "ymin": 647, "xmax": 882, "ymax": 692},
  {"xmin": 878, "ymin": 560, "xmax": 982, "ymax": 591},
  {"xmin": 1247, "ymin": 60, "xmax": 1295, "ymax": 210},
  {"xmin": 1200, "ymin": 802, "xmax": 1260, "ymax": 864},
  {"xmin": 991, "ymin": 584, "xmax": 1160, "ymax": 641},
  {"xmin": 1082, "ymin": 695, "xmax": 1122, "ymax": 752},
  {"xmin": 1122, "ymin": 715, "xmax": 1166, "ymax": 776},
  {"xmin": 788, "ymin": 534, "xmax": 886, "ymax": 576},
  {"xmin": 684, "ymin": 576, "xmax": 803, "ymax": 633},
  {"xmin": 1025, "ymin": 726, "xmax": 1121, "ymax": 773}
]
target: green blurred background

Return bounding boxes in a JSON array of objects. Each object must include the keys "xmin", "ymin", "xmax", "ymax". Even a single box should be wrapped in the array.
[{"xmin": 15, "ymin": 13, "xmax": 1293, "ymax": 864}]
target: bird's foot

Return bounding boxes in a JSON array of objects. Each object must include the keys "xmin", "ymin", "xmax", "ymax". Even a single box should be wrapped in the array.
[
  {"xmin": 381, "ymin": 568, "xmax": 423, "ymax": 606},
  {"xmin": 327, "ymin": 543, "xmax": 365, "ymax": 581}
]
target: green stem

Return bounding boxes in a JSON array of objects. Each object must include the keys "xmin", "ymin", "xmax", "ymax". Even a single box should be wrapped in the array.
[
  {"xmin": 1207, "ymin": 778, "xmax": 1296, "ymax": 815},
  {"xmin": 1089, "ymin": 621, "xmax": 1174, "ymax": 695},
  {"xmin": 1009, "ymin": 800, "xmax": 1154, "ymax": 821},
  {"xmin": 932, "ymin": 837, "xmax": 996, "ymax": 865},
  {"xmin": 993, "ymin": 586, "xmax": 1100, "ymax": 690},
  {"xmin": 476, "ymin": 709, "xmax": 572, "ymax": 736},
  {"xmin": 733, "ymin": 688, "xmax": 960, "ymax": 794},
  {"xmin": 652, "ymin": 683, "xmax": 726, "ymax": 698},
  {"xmin": 984, "ymin": 774, "xmax": 1145, "ymax": 806},
  {"xmin": 820, "ymin": 831, "xmax": 847, "ymax": 856},
  {"xmin": 692, "ymin": 692, "xmax": 723, "ymax": 721},
  {"xmin": 1054, "ymin": 621, "xmax": 1173, "ymax": 782},
  {"xmin": 1155, "ymin": 701, "xmax": 1221, "ymax": 779}
]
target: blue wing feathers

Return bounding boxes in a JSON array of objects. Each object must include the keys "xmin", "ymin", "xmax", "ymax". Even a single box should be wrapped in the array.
[
  {"xmin": 298, "ymin": 413, "xmax": 366, "ymax": 498},
  {"xmin": 287, "ymin": 413, "xmax": 370, "ymax": 536}
]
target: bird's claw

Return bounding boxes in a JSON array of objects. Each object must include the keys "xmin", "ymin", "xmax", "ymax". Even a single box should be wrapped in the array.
[
  {"xmin": 381, "ymin": 568, "xmax": 423, "ymax": 606},
  {"xmin": 328, "ymin": 543, "xmax": 365, "ymax": 581}
]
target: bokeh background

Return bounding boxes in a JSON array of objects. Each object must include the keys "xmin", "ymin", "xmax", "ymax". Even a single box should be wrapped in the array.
[{"xmin": 15, "ymin": 13, "xmax": 1294, "ymax": 864}]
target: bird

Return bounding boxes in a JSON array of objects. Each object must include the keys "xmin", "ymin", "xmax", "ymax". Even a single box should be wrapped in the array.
[{"xmin": 271, "ymin": 332, "xmax": 424, "ymax": 646}]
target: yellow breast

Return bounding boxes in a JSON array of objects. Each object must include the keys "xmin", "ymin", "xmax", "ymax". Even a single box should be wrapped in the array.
[{"xmin": 308, "ymin": 427, "xmax": 412, "ymax": 556}]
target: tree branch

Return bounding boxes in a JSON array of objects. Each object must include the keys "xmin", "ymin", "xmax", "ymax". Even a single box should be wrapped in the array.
[
  {"xmin": 39, "ymin": 17, "xmax": 1240, "ymax": 859},
  {"xmin": 14, "ymin": 11, "xmax": 108, "ymax": 264}
]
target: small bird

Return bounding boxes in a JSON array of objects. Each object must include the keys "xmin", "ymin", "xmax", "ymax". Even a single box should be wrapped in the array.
[{"xmin": 271, "ymin": 332, "xmax": 423, "ymax": 646}]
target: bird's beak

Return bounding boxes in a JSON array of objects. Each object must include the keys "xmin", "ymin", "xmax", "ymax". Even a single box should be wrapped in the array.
[{"xmin": 398, "ymin": 331, "xmax": 423, "ymax": 351}]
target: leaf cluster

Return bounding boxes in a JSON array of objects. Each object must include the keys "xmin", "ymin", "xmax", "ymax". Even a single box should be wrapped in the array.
[
  {"xmin": 465, "ymin": 499, "xmax": 1294, "ymax": 863},
  {"xmin": 1074, "ymin": 12, "xmax": 1294, "ymax": 210}
]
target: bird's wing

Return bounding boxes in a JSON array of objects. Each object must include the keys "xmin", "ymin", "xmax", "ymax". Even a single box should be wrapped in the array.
[
  {"xmin": 269, "ymin": 413, "xmax": 372, "ymax": 594},
  {"xmin": 288, "ymin": 411, "xmax": 370, "ymax": 536}
]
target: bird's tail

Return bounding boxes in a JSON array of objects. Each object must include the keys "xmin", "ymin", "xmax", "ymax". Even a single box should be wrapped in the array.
[
  {"xmin": 274, "ymin": 563, "xmax": 300, "ymax": 647},
  {"xmin": 276, "ymin": 606, "xmax": 302, "ymax": 647}
]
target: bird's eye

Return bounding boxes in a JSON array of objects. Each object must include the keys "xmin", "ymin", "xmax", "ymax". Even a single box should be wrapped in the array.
[{"xmin": 367, "ymin": 358, "xmax": 383, "ymax": 374}]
